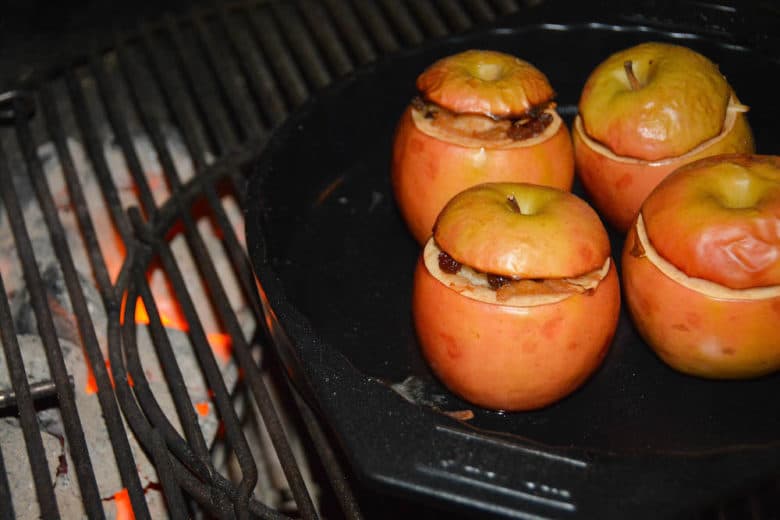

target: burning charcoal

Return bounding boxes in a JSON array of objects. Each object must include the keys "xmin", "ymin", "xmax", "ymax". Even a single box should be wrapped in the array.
[
  {"xmin": 0, "ymin": 94, "xmax": 279, "ymax": 516},
  {"xmin": 9, "ymin": 263, "xmax": 106, "ymax": 347},
  {"xmin": 0, "ymin": 417, "xmax": 84, "ymax": 519}
]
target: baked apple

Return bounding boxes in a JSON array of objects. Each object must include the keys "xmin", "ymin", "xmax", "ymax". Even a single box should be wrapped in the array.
[
  {"xmin": 412, "ymin": 183, "xmax": 620, "ymax": 411},
  {"xmin": 622, "ymin": 154, "xmax": 780, "ymax": 379},
  {"xmin": 393, "ymin": 49, "xmax": 574, "ymax": 244},
  {"xmin": 573, "ymin": 42, "xmax": 755, "ymax": 231}
]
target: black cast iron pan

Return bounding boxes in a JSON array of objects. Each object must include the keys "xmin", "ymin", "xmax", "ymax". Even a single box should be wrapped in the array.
[{"xmin": 246, "ymin": 2, "xmax": 780, "ymax": 518}]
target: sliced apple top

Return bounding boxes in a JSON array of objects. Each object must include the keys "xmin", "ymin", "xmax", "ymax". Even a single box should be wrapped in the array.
[
  {"xmin": 578, "ymin": 42, "xmax": 736, "ymax": 161},
  {"xmin": 416, "ymin": 49, "xmax": 555, "ymax": 119},
  {"xmin": 643, "ymin": 154, "xmax": 780, "ymax": 290},
  {"xmin": 433, "ymin": 183, "xmax": 610, "ymax": 279}
]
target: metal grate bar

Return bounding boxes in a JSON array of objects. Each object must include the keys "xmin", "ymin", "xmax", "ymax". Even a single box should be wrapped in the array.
[
  {"xmin": 0, "ymin": 433, "xmax": 13, "ymax": 520},
  {"xmin": 116, "ymin": 57, "xmax": 315, "ymax": 514},
  {"xmin": 135, "ymin": 276, "xmax": 213, "ymax": 464},
  {"xmin": 65, "ymin": 70, "xmax": 134, "ymax": 241},
  {"xmin": 0, "ymin": 273, "xmax": 58, "ymax": 519},
  {"xmin": 161, "ymin": 17, "xmax": 247, "ymax": 194},
  {"xmin": 165, "ymin": 16, "xmax": 240, "ymax": 156},
  {"xmin": 120, "ymin": 243, "xmax": 247, "ymax": 518},
  {"xmin": 37, "ymin": 85, "xmax": 153, "ymax": 513},
  {"xmin": 434, "ymin": 0, "xmax": 474, "ymax": 32},
  {"xmin": 192, "ymin": 11, "xmax": 266, "ymax": 142},
  {"xmin": 321, "ymin": 0, "xmax": 378, "ymax": 64},
  {"xmin": 217, "ymin": 7, "xmax": 289, "ymax": 128},
  {"xmin": 404, "ymin": 0, "xmax": 450, "ymax": 38},
  {"xmin": 147, "ymin": 427, "xmax": 189, "ymax": 518},
  {"xmin": 127, "ymin": 210, "xmax": 260, "ymax": 520},
  {"xmin": 349, "ymin": 1, "xmax": 402, "ymax": 53},
  {"xmin": 90, "ymin": 55, "xmax": 157, "ymax": 217},
  {"xmin": 46, "ymin": 60, "xmax": 235, "ymax": 517},
  {"xmin": 36, "ymin": 88, "xmax": 165, "ymax": 516},
  {"xmin": 38, "ymin": 84, "xmax": 116, "ymax": 303},
  {"xmin": 246, "ymin": 7, "xmax": 311, "ymax": 109},
  {"xmin": 490, "ymin": 0, "xmax": 522, "ymax": 15},
  {"xmin": 269, "ymin": 2, "xmax": 334, "ymax": 90},
  {"xmin": 462, "ymin": 0, "xmax": 497, "ymax": 22},
  {"xmin": 111, "ymin": 29, "xmax": 323, "ymax": 505},
  {"xmin": 16, "ymin": 93, "xmax": 152, "ymax": 520},
  {"xmin": 0, "ymin": 133, "xmax": 104, "ymax": 520},
  {"xmin": 378, "ymin": 0, "xmax": 426, "ymax": 46},
  {"xmin": 123, "ymin": 23, "xmax": 321, "ymax": 512},
  {"xmin": 118, "ymin": 268, "xmax": 274, "ymax": 519},
  {"xmin": 295, "ymin": 0, "xmax": 355, "ymax": 77},
  {"xmin": 114, "ymin": 38, "xmax": 263, "ymax": 324}
]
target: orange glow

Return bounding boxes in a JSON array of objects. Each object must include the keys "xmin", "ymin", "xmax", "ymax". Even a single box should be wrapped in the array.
[
  {"xmin": 114, "ymin": 488, "xmax": 135, "ymax": 520},
  {"xmin": 207, "ymin": 333, "xmax": 232, "ymax": 361},
  {"xmin": 84, "ymin": 358, "xmax": 98, "ymax": 395},
  {"xmin": 124, "ymin": 296, "xmax": 189, "ymax": 332},
  {"xmin": 85, "ymin": 360, "xmax": 135, "ymax": 395},
  {"xmin": 105, "ymin": 233, "xmax": 126, "ymax": 285},
  {"xmin": 195, "ymin": 401, "xmax": 210, "ymax": 417}
]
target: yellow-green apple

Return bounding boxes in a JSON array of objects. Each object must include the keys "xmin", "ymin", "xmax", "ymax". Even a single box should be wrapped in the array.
[
  {"xmin": 622, "ymin": 154, "xmax": 780, "ymax": 379},
  {"xmin": 393, "ymin": 49, "xmax": 574, "ymax": 244},
  {"xmin": 412, "ymin": 182, "xmax": 620, "ymax": 411},
  {"xmin": 573, "ymin": 42, "xmax": 755, "ymax": 231}
]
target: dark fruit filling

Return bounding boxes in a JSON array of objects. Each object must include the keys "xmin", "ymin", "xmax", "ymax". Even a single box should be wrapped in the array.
[
  {"xmin": 438, "ymin": 251, "xmax": 462, "ymax": 274},
  {"xmin": 411, "ymin": 96, "xmax": 554, "ymax": 141}
]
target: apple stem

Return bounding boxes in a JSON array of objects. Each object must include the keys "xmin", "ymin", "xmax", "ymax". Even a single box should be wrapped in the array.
[
  {"xmin": 506, "ymin": 195, "xmax": 523, "ymax": 214},
  {"xmin": 624, "ymin": 60, "xmax": 642, "ymax": 91}
]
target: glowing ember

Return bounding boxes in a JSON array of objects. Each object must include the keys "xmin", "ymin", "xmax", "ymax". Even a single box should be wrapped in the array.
[
  {"xmin": 207, "ymin": 332, "xmax": 232, "ymax": 361},
  {"xmin": 85, "ymin": 360, "xmax": 135, "ymax": 395},
  {"xmin": 113, "ymin": 488, "xmax": 134, "ymax": 520},
  {"xmin": 195, "ymin": 401, "xmax": 210, "ymax": 417},
  {"xmin": 85, "ymin": 358, "xmax": 99, "ymax": 395},
  {"xmin": 133, "ymin": 297, "xmax": 189, "ymax": 332}
]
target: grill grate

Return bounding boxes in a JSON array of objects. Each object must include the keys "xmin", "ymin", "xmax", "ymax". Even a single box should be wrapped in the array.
[{"xmin": 0, "ymin": 1, "xmax": 525, "ymax": 518}]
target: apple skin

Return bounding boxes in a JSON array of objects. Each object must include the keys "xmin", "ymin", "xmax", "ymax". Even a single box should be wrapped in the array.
[
  {"xmin": 572, "ymin": 111, "xmax": 754, "ymax": 232},
  {"xmin": 413, "ymin": 252, "xmax": 619, "ymax": 411},
  {"xmin": 622, "ymin": 221, "xmax": 780, "ymax": 379},
  {"xmin": 411, "ymin": 183, "xmax": 619, "ymax": 411},
  {"xmin": 392, "ymin": 106, "xmax": 573, "ymax": 244},
  {"xmin": 622, "ymin": 154, "xmax": 780, "ymax": 379}
]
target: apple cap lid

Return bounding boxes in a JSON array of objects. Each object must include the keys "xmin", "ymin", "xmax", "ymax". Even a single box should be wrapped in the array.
[
  {"xmin": 433, "ymin": 182, "xmax": 610, "ymax": 279},
  {"xmin": 642, "ymin": 154, "xmax": 780, "ymax": 289},
  {"xmin": 578, "ymin": 42, "xmax": 734, "ymax": 161},
  {"xmin": 417, "ymin": 50, "xmax": 555, "ymax": 119}
]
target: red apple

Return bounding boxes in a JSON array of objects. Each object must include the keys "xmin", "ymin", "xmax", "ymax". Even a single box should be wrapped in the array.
[
  {"xmin": 393, "ymin": 49, "xmax": 574, "ymax": 244},
  {"xmin": 622, "ymin": 154, "xmax": 780, "ymax": 379},
  {"xmin": 573, "ymin": 42, "xmax": 755, "ymax": 231},
  {"xmin": 412, "ymin": 183, "xmax": 620, "ymax": 411}
]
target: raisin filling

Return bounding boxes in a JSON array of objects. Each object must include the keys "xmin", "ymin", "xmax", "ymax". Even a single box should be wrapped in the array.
[
  {"xmin": 411, "ymin": 96, "xmax": 554, "ymax": 141},
  {"xmin": 438, "ymin": 251, "xmax": 462, "ymax": 274},
  {"xmin": 436, "ymin": 247, "xmax": 600, "ymax": 301}
]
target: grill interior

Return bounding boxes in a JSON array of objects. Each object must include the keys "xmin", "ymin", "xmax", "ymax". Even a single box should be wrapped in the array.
[{"xmin": 0, "ymin": 1, "xmax": 777, "ymax": 519}]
